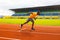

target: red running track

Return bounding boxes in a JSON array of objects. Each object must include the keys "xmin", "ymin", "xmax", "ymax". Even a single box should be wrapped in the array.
[{"xmin": 0, "ymin": 24, "xmax": 60, "ymax": 40}]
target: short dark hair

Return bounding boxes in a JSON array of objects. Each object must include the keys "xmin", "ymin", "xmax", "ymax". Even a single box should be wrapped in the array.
[{"xmin": 37, "ymin": 11, "xmax": 40, "ymax": 15}]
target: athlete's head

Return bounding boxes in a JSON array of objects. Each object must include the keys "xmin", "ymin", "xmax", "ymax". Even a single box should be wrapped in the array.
[{"xmin": 37, "ymin": 11, "xmax": 40, "ymax": 15}]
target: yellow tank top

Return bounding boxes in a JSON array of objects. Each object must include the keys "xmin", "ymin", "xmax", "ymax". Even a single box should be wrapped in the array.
[{"xmin": 29, "ymin": 12, "xmax": 37, "ymax": 18}]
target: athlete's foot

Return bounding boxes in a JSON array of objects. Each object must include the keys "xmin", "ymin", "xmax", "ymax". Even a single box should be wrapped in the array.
[
  {"xmin": 21, "ymin": 24, "xmax": 23, "ymax": 28},
  {"xmin": 31, "ymin": 28, "xmax": 35, "ymax": 30}
]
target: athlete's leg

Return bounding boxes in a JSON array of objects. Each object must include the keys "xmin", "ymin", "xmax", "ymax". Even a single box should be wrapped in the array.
[
  {"xmin": 21, "ymin": 18, "xmax": 30, "ymax": 28},
  {"xmin": 30, "ymin": 19, "xmax": 35, "ymax": 30}
]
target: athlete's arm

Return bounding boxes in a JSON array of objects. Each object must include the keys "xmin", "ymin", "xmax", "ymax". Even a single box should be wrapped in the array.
[
  {"xmin": 34, "ymin": 18, "xmax": 37, "ymax": 20},
  {"xmin": 34, "ymin": 17, "xmax": 37, "ymax": 20},
  {"xmin": 34, "ymin": 15, "xmax": 39, "ymax": 20}
]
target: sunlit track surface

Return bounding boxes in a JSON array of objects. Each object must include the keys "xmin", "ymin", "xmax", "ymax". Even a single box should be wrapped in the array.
[
  {"xmin": 0, "ymin": 29, "xmax": 60, "ymax": 35},
  {"xmin": 0, "ymin": 24, "xmax": 60, "ymax": 40}
]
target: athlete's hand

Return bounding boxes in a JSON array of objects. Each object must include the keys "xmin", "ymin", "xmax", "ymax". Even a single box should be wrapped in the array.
[{"xmin": 34, "ymin": 18, "xmax": 37, "ymax": 20}]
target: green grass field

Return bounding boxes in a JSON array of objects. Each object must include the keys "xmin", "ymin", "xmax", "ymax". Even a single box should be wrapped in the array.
[{"xmin": 0, "ymin": 19, "xmax": 60, "ymax": 26}]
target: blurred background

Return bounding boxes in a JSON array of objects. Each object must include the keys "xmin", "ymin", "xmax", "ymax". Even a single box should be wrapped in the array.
[{"xmin": 0, "ymin": 0, "xmax": 60, "ymax": 26}]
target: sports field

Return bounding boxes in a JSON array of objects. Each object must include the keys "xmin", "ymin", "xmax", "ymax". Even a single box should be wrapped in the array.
[
  {"xmin": 0, "ymin": 19, "xmax": 60, "ymax": 40},
  {"xmin": 0, "ymin": 19, "xmax": 60, "ymax": 26}
]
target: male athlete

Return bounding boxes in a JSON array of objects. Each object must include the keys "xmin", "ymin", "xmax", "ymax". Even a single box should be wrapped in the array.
[{"xmin": 21, "ymin": 11, "xmax": 40, "ymax": 30}]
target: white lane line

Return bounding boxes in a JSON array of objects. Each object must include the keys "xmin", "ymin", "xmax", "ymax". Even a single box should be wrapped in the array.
[
  {"xmin": 0, "ymin": 37, "xmax": 20, "ymax": 40},
  {"xmin": 0, "ymin": 29, "xmax": 60, "ymax": 35}
]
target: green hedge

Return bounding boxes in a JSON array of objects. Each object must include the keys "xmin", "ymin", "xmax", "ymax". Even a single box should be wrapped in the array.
[{"xmin": 2, "ymin": 16, "xmax": 60, "ymax": 19}]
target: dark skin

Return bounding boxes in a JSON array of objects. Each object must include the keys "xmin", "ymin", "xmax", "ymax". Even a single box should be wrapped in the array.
[{"xmin": 33, "ymin": 16, "xmax": 37, "ymax": 20}]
